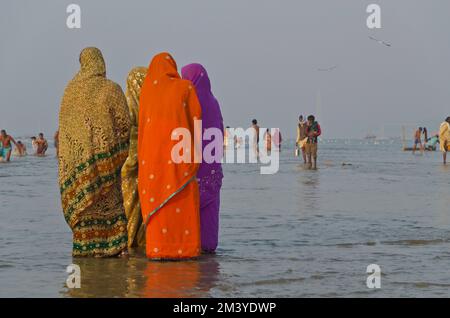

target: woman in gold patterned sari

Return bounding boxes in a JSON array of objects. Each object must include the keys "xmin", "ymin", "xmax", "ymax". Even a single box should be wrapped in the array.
[
  {"xmin": 58, "ymin": 47, "xmax": 131, "ymax": 257},
  {"xmin": 121, "ymin": 67, "xmax": 147, "ymax": 248}
]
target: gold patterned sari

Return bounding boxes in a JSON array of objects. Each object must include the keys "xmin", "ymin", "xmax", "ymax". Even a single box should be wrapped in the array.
[
  {"xmin": 58, "ymin": 47, "xmax": 131, "ymax": 257},
  {"xmin": 121, "ymin": 67, "xmax": 147, "ymax": 247},
  {"xmin": 439, "ymin": 121, "xmax": 450, "ymax": 152}
]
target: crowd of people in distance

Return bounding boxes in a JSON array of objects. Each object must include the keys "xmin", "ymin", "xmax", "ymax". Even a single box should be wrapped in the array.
[
  {"xmin": 413, "ymin": 118, "xmax": 450, "ymax": 164},
  {"xmin": 223, "ymin": 119, "xmax": 283, "ymax": 154},
  {"xmin": 413, "ymin": 127, "xmax": 433, "ymax": 152},
  {"xmin": 0, "ymin": 129, "xmax": 49, "ymax": 162}
]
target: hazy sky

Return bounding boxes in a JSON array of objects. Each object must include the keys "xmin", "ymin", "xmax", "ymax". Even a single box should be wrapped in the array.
[{"xmin": 1, "ymin": 0, "xmax": 449, "ymax": 139}]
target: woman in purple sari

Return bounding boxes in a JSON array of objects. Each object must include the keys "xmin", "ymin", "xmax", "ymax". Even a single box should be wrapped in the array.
[{"xmin": 182, "ymin": 63, "xmax": 223, "ymax": 253}]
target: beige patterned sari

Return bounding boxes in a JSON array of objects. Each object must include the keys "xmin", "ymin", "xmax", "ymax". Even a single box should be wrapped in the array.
[
  {"xmin": 58, "ymin": 47, "xmax": 131, "ymax": 257},
  {"xmin": 121, "ymin": 67, "xmax": 147, "ymax": 247}
]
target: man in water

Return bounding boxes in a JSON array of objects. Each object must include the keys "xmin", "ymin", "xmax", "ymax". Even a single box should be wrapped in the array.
[
  {"xmin": 224, "ymin": 126, "xmax": 230, "ymax": 148},
  {"xmin": 251, "ymin": 119, "xmax": 260, "ymax": 156},
  {"xmin": 0, "ymin": 130, "xmax": 18, "ymax": 162},
  {"xmin": 36, "ymin": 133, "xmax": 48, "ymax": 156},
  {"xmin": 413, "ymin": 127, "xmax": 423, "ymax": 153},
  {"xmin": 264, "ymin": 128, "xmax": 272, "ymax": 153},
  {"xmin": 305, "ymin": 115, "xmax": 321, "ymax": 170},
  {"xmin": 439, "ymin": 117, "xmax": 450, "ymax": 164},
  {"xmin": 296, "ymin": 115, "xmax": 308, "ymax": 164}
]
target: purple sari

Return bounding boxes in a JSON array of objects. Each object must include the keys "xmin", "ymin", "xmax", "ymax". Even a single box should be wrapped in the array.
[{"xmin": 182, "ymin": 63, "xmax": 223, "ymax": 252}]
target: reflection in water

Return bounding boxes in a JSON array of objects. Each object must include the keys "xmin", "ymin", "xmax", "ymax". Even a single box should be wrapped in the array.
[
  {"xmin": 437, "ymin": 164, "xmax": 450, "ymax": 225},
  {"xmin": 63, "ymin": 257, "xmax": 136, "ymax": 298},
  {"xmin": 438, "ymin": 163, "xmax": 450, "ymax": 174},
  {"xmin": 296, "ymin": 168, "xmax": 320, "ymax": 213},
  {"xmin": 62, "ymin": 250, "xmax": 220, "ymax": 298}
]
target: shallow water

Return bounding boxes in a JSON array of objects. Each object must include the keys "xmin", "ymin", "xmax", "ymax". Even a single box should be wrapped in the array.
[{"xmin": 0, "ymin": 139, "xmax": 449, "ymax": 297}]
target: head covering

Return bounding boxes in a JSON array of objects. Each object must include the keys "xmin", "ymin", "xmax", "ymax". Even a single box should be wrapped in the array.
[
  {"xmin": 58, "ymin": 47, "xmax": 130, "ymax": 256},
  {"xmin": 121, "ymin": 66, "xmax": 147, "ymax": 248},
  {"xmin": 78, "ymin": 47, "xmax": 106, "ymax": 77},
  {"xmin": 138, "ymin": 52, "xmax": 202, "ymax": 259},
  {"xmin": 181, "ymin": 63, "xmax": 224, "ymax": 180},
  {"xmin": 182, "ymin": 63, "xmax": 223, "ymax": 252}
]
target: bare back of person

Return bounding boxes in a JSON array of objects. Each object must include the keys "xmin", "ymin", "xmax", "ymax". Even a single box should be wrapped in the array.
[{"xmin": 0, "ymin": 131, "xmax": 17, "ymax": 162}]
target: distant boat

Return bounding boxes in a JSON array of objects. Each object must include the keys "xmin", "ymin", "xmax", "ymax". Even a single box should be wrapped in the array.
[{"xmin": 364, "ymin": 134, "xmax": 377, "ymax": 140}]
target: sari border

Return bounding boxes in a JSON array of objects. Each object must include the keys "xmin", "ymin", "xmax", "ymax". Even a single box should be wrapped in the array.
[
  {"xmin": 60, "ymin": 142, "xmax": 129, "ymax": 194},
  {"xmin": 144, "ymin": 175, "xmax": 197, "ymax": 228},
  {"xmin": 62, "ymin": 166, "xmax": 123, "ymax": 225}
]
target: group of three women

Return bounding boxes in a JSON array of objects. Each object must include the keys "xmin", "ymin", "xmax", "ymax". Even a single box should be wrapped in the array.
[{"xmin": 58, "ymin": 47, "xmax": 223, "ymax": 259}]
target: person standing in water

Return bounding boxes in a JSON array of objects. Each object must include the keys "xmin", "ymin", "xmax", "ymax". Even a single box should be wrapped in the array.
[
  {"xmin": 439, "ymin": 117, "xmax": 450, "ymax": 164},
  {"xmin": 36, "ymin": 133, "xmax": 48, "ymax": 156},
  {"xmin": 423, "ymin": 127, "xmax": 428, "ymax": 144},
  {"xmin": 0, "ymin": 130, "xmax": 18, "ymax": 162},
  {"xmin": 224, "ymin": 126, "xmax": 230, "ymax": 148},
  {"xmin": 182, "ymin": 63, "xmax": 224, "ymax": 253},
  {"xmin": 251, "ymin": 119, "xmax": 260, "ymax": 142},
  {"xmin": 413, "ymin": 127, "xmax": 423, "ymax": 153},
  {"xmin": 272, "ymin": 128, "xmax": 282, "ymax": 150},
  {"xmin": 138, "ymin": 52, "xmax": 202, "ymax": 260},
  {"xmin": 58, "ymin": 47, "xmax": 130, "ymax": 257},
  {"xmin": 251, "ymin": 119, "xmax": 260, "ymax": 157},
  {"xmin": 31, "ymin": 136, "xmax": 38, "ymax": 154},
  {"xmin": 296, "ymin": 115, "xmax": 308, "ymax": 164},
  {"xmin": 264, "ymin": 128, "xmax": 272, "ymax": 153},
  {"xmin": 305, "ymin": 115, "xmax": 321, "ymax": 170}
]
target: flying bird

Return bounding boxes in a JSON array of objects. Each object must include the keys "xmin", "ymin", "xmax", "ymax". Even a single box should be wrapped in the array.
[
  {"xmin": 368, "ymin": 36, "xmax": 391, "ymax": 47},
  {"xmin": 317, "ymin": 65, "xmax": 338, "ymax": 72}
]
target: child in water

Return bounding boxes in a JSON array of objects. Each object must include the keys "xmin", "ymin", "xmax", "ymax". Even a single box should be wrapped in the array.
[{"xmin": 13, "ymin": 141, "xmax": 27, "ymax": 157}]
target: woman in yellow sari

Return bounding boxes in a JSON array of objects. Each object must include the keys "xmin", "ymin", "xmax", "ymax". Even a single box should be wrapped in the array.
[
  {"xmin": 58, "ymin": 47, "xmax": 131, "ymax": 257},
  {"xmin": 439, "ymin": 117, "xmax": 450, "ymax": 164},
  {"xmin": 121, "ymin": 67, "xmax": 147, "ymax": 248}
]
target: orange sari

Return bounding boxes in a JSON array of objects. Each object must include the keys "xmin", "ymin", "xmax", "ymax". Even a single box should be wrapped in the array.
[{"xmin": 138, "ymin": 52, "xmax": 202, "ymax": 259}]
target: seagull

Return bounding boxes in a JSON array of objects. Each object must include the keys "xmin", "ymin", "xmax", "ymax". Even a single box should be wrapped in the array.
[
  {"xmin": 368, "ymin": 36, "xmax": 391, "ymax": 47},
  {"xmin": 317, "ymin": 65, "xmax": 338, "ymax": 72}
]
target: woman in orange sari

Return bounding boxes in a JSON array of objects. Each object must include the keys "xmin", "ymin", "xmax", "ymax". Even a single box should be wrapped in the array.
[{"xmin": 138, "ymin": 52, "xmax": 202, "ymax": 260}]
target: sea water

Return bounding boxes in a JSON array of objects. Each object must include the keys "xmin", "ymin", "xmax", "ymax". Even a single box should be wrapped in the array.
[{"xmin": 0, "ymin": 139, "xmax": 449, "ymax": 297}]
